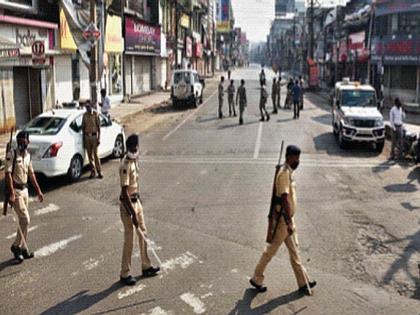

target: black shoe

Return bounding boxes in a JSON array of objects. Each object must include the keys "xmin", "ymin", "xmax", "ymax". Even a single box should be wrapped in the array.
[
  {"xmin": 239, "ymin": 120, "xmax": 243, "ymax": 125},
  {"xmin": 260, "ymin": 118, "xmax": 265, "ymax": 122},
  {"xmin": 219, "ymin": 113, "xmax": 223, "ymax": 119},
  {"xmin": 272, "ymin": 110, "xmax": 278, "ymax": 114},
  {"xmin": 22, "ymin": 249, "xmax": 34, "ymax": 259},
  {"xmin": 120, "ymin": 275, "xmax": 136, "ymax": 286},
  {"xmin": 266, "ymin": 115, "xmax": 270, "ymax": 121},
  {"xmin": 234, "ymin": 113, "xmax": 237, "ymax": 117},
  {"xmin": 298, "ymin": 281, "xmax": 317, "ymax": 295},
  {"xmin": 142, "ymin": 266, "xmax": 160, "ymax": 277},
  {"xmin": 249, "ymin": 278, "xmax": 267, "ymax": 293},
  {"xmin": 89, "ymin": 172, "xmax": 95, "ymax": 179},
  {"xmin": 11, "ymin": 245, "xmax": 24, "ymax": 263},
  {"xmin": 97, "ymin": 173, "xmax": 103, "ymax": 179}
]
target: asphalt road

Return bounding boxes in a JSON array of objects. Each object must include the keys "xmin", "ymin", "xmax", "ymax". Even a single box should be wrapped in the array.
[{"xmin": 0, "ymin": 65, "xmax": 419, "ymax": 315}]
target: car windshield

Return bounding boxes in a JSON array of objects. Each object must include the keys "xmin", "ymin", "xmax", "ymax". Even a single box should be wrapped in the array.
[
  {"xmin": 174, "ymin": 72, "xmax": 191, "ymax": 84},
  {"xmin": 24, "ymin": 116, "xmax": 66, "ymax": 135},
  {"xmin": 341, "ymin": 90, "xmax": 376, "ymax": 107}
]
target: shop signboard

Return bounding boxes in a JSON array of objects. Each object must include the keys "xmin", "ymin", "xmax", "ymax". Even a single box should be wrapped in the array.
[{"xmin": 125, "ymin": 16, "xmax": 161, "ymax": 55}]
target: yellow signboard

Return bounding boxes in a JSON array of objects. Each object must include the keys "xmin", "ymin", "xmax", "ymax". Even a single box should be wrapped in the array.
[
  {"xmin": 180, "ymin": 14, "xmax": 190, "ymax": 28},
  {"xmin": 59, "ymin": 9, "xmax": 77, "ymax": 50},
  {"xmin": 217, "ymin": 21, "xmax": 230, "ymax": 33},
  {"xmin": 105, "ymin": 15, "xmax": 123, "ymax": 53}
]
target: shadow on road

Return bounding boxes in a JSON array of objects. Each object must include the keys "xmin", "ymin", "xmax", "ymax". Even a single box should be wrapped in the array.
[
  {"xmin": 382, "ymin": 227, "xmax": 420, "ymax": 300},
  {"xmin": 313, "ymin": 132, "xmax": 381, "ymax": 158},
  {"xmin": 401, "ymin": 202, "xmax": 420, "ymax": 212},
  {"xmin": 218, "ymin": 121, "xmax": 260, "ymax": 129},
  {"xmin": 227, "ymin": 288, "xmax": 304, "ymax": 315},
  {"xmin": 311, "ymin": 114, "xmax": 332, "ymax": 126},
  {"xmin": 40, "ymin": 282, "xmax": 154, "ymax": 314},
  {"xmin": 384, "ymin": 167, "xmax": 419, "ymax": 193},
  {"xmin": 0, "ymin": 258, "xmax": 20, "ymax": 275}
]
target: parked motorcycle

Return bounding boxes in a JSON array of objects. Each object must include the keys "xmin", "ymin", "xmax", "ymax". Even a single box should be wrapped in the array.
[{"xmin": 402, "ymin": 129, "xmax": 420, "ymax": 163}]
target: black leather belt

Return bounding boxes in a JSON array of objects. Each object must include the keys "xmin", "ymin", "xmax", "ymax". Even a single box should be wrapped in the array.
[
  {"xmin": 119, "ymin": 193, "xmax": 141, "ymax": 203},
  {"xmin": 13, "ymin": 182, "xmax": 28, "ymax": 190},
  {"xmin": 85, "ymin": 132, "xmax": 97, "ymax": 136}
]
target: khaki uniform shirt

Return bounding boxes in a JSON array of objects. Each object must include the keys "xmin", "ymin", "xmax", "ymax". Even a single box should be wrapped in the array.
[
  {"xmin": 218, "ymin": 82, "xmax": 224, "ymax": 99},
  {"xmin": 82, "ymin": 112, "xmax": 100, "ymax": 134},
  {"xmin": 275, "ymin": 164, "xmax": 297, "ymax": 217},
  {"xmin": 237, "ymin": 86, "xmax": 247, "ymax": 106},
  {"xmin": 5, "ymin": 150, "xmax": 33, "ymax": 185},
  {"xmin": 119, "ymin": 156, "xmax": 139, "ymax": 195}
]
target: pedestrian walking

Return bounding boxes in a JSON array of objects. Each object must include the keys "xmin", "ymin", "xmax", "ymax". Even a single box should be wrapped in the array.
[
  {"xmin": 390, "ymin": 98, "xmax": 406, "ymax": 160},
  {"xmin": 259, "ymin": 79, "xmax": 270, "ymax": 122},
  {"xmin": 119, "ymin": 134, "xmax": 160, "ymax": 286},
  {"xmin": 285, "ymin": 78, "xmax": 294, "ymax": 109},
  {"xmin": 236, "ymin": 79, "xmax": 247, "ymax": 125},
  {"xmin": 228, "ymin": 80, "xmax": 237, "ymax": 117},
  {"xmin": 299, "ymin": 76, "xmax": 305, "ymax": 110},
  {"xmin": 276, "ymin": 77, "xmax": 282, "ymax": 110},
  {"xmin": 218, "ymin": 76, "xmax": 225, "ymax": 119},
  {"xmin": 292, "ymin": 80, "xmax": 301, "ymax": 119},
  {"xmin": 259, "ymin": 69, "xmax": 266, "ymax": 87},
  {"xmin": 272, "ymin": 78, "xmax": 279, "ymax": 114},
  {"xmin": 82, "ymin": 101, "xmax": 103, "ymax": 179},
  {"xmin": 5, "ymin": 131, "xmax": 44, "ymax": 263},
  {"xmin": 249, "ymin": 145, "xmax": 316, "ymax": 295},
  {"xmin": 99, "ymin": 88, "xmax": 111, "ymax": 119}
]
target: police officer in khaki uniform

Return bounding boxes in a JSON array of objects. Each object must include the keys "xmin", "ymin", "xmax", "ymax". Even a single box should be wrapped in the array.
[
  {"xmin": 236, "ymin": 79, "xmax": 247, "ymax": 125},
  {"xmin": 5, "ymin": 131, "xmax": 44, "ymax": 263},
  {"xmin": 259, "ymin": 79, "xmax": 270, "ymax": 122},
  {"xmin": 227, "ymin": 80, "xmax": 237, "ymax": 117},
  {"xmin": 218, "ymin": 76, "xmax": 225, "ymax": 119},
  {"xmin": 82, "ymin": 101, "xmax": 103, "ymax": 179},
  {"xmin": 119, "ymin": 134, "xmax": 160, "ymax": 286},
  {"xmin": 250, "ymin": 145, "xmax": 316, "ymax": 295},
  {"xmin": 272, "ymin": 78, "xmax": 279, "ymax": 114}
]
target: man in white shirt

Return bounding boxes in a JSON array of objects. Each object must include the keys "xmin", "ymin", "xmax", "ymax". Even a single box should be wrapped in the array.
[
  {"xmin": 389, "ymin": 98, "xmax": 406, "ymax": 159},
  {"xmin": 100, "ymin": 89, "xmax": 111, "ymax": 119}
]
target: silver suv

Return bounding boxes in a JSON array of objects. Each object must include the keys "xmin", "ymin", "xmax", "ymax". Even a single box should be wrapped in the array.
[
  {"xmin": 332, "ymin": 78, "xmax": 385, "ymax": 152},
  {"xmin": 171, "ymin": 70, "xmax": 204, "ymax": 108}
]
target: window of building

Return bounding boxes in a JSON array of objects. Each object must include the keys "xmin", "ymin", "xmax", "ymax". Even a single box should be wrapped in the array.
[{"xmin": 399, "ymin": 12, "xmax": 420, "ymax": 34}]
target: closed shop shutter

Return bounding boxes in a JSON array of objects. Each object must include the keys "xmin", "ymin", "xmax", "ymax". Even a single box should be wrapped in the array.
[
  {"xmin": 55, "ymin": 55, "xmax": 73, "ymax": 104},
  {"xmin": 142, "ymin": 57, "xmax": 151, "ymax": 93},
  {"xmin": 13, "ymin": 67, "xmax": 30, "ymax": 128},
  {"xmin": 133, "ymin": 56, "xmax": 143, "ymax": 95}
]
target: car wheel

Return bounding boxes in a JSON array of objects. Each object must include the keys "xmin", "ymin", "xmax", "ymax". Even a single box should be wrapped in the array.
[
  {"xmin": 68, "ymin": 155, "xmax": 83, "ymax": 182},
  {"xmin": 113, "ymin": 135, "xmax": 124, "ymax": 159},
  {"xmin": 338, "ymin": 128, "xmax": 349, "ymax": 149},
  {"xmin": 374, "ymin": 141, "xmax": 384, "ymax": 153}
]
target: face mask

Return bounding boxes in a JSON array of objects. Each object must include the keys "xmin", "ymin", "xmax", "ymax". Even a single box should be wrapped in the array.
[
  {"xmin": 18, "ymin": 143, "xmax": 28, "ymax": 151},
  {"xmin": 127, "ymin": 150, "xmax": 139, "ymax": 160},
  {"xmin": 291, "ymin": 161, "xmax": 300, "ymax": 170}
]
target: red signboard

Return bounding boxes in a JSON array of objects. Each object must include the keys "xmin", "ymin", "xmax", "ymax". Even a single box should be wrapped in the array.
[
  {"xmin": 186, "ymin": 37, "xmax": 192, "ymax": 58},
  {"xmin": 125, "ymin": 16, "xmax": 161, "ymax": 54},
  {"xmin": 193, "ymin": 42, "xmax": 202, "ymax": 58}
]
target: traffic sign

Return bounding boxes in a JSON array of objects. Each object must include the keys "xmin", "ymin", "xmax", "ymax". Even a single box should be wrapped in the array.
[
  {"xmin": 32, "ymin": 40, "xmax": 45, "ymax": 65},
  {"xmin": 83, "ymin": 23, "xmax": 101, "ymax": 43}
]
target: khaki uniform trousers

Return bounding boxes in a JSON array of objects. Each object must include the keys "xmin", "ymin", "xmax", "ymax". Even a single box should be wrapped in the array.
[
  {"xmin": 12, "ymin": 188, "xmax": 30, "ymax": 249},
  {"xmin": 84, "ymin": 135, "xmax": 101, "ymax": 173},
  {"xmin": 253, "ymin": 218, "xmax": 307, "ymax": 288},
  {"xmin": 120, "ymin": 200, "xmax": 152, "ymax": 277},
  {"xmin": 218, "ymin": 97, "xmax": 224, "ymax": 117}
]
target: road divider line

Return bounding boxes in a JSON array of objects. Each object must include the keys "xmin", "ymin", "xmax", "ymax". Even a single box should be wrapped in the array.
[
  {"xmin": 35, "ymin": 234, "xmax": 82, "ymax": 257},
  {"xmin": 180, "ymin": 292, "xmax": 206, "ymax": 314},
  {"xmin": 118, "ymin": 284, "xmax": 146, "ymax": 299},
  {"xmin": 6, "ymin": 225, "xmax": 39, "ymax": 240},
  {"xmin": 253, "ymin": 122, "xmax": 263, "ymax": 159},
  {"xmin": 34, "ymin": 203, "xmax": 60, "ymax": 216},
  {"xmin": 162, "ymin": 88, "xmax": 218, "ymax": 141}
]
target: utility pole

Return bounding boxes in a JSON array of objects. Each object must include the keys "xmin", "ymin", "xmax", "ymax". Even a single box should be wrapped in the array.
[
  {"xmin": 309, "ymin": 0, "xmax": 314, "ymax": 60},
  {"xmin": 90, "ymin": 0, "xmax": 98, "ymax": 106}
]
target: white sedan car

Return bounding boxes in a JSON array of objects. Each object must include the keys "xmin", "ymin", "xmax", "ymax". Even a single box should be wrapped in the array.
[{"xmin": 20, "ymin": 108, "xmax": 125, "ymax": 181}]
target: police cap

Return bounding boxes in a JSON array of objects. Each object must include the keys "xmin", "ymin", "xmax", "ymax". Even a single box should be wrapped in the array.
[
  {"xmin": 17, "ymin": 131, "xmax": 29, "ymax": 140},
  {"xmin": 125, "ymin": 134, "xmax": 139, "ymax": 149},
  {"xmin": 286, "ymin": 145, "xmax": 301, "ymax": 157}
]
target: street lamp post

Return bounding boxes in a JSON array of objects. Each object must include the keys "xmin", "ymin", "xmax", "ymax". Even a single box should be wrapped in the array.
[{"xmin": 90, "ymin": 0, "xmax": 98, "ymax": 105}]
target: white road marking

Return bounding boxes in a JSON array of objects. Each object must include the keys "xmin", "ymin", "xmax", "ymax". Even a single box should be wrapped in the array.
[
  {"xmin": 162, "ymin": 89, "xmax": 218, "ymax": 141},
  {"xmin": 35, "ymin": 235, "xmax": 82, "ymax": 257},
  {"xmin": 118, "ymin": 284, "xmax": 146, "ymax": 299},
  {"xmin": 82, "ymin": 256, "xmax": 104, "ymax": 270},
  {"xmin": 253, "ymin": 122, "xmax": 263, "ymax": 159},
  {"xmin": 6, "ymin": 225, "xmax": 39, "ymax": 240},
  {"xmin": 201, "ymin": 292, "xmax": 213, "ymax": 299},
  {"xmin": 147, "ymin": 306, "xmax": 173, "ymax": 315},
  {"xmin": 180, "ymin": 292, "xmax": 206, "ymax": 314},
  {"xmin": 161, "ymin": 252, "xmax": 199, "ymax": 271},
  {"xmin": 231, "ymin": 269, "xmax": 238, "ymax": 273},
  {"xmin": 34, "ymin": 203, "xmax": 60, "ymax": 216}
]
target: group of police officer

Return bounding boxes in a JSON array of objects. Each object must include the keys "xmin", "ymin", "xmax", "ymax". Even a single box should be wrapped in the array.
[{"xmin": 4, "ymin": 69, "xmax": 315, "ymax": 297}]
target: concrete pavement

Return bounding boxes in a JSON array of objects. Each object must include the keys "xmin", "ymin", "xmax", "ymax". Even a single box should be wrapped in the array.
[{"xmin": 0, "ymin": 65, "xmax": 419, "ymax": 314}]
